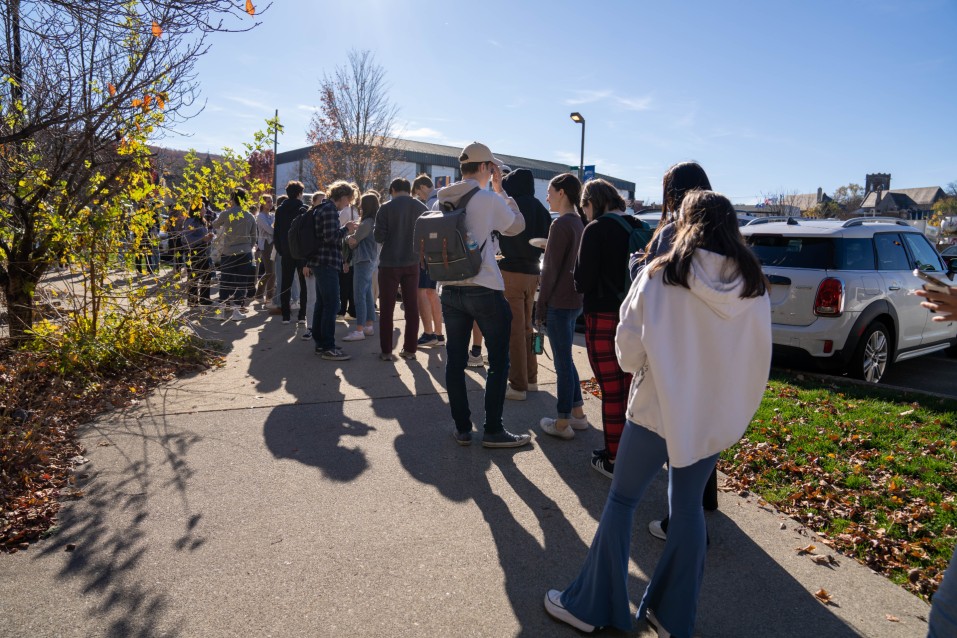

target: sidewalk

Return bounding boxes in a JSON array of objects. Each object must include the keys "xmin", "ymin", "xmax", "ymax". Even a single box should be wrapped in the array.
[{"xmin": 0, "ymin": 308, "xmax": 932, "ymax": 637}]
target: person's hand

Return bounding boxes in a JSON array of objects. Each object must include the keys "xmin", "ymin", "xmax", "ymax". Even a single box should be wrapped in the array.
[
  {"xmin": 915, "ymin": 286, "xmax": 957, "ymax": 321},
  {"xmin": 302, "ymin": 266, "xmax": 311, "ymax": 277},
  {"xmin": 342, "ymin": 263, "xmax": 350, "ymax": 274},
  {"xmin": 345, "ymin": 220, "xmax": 358, "ymax": 232},
  {"xmin": 491, "ymin": 163, "xmax": 504, "ymax": 193},
  {"xmin": 347, "ymin": 237, "xmax": 358, "ymax": 248}
]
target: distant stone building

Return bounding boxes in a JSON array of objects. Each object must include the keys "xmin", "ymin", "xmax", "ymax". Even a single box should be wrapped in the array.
[{"xmin": 859, "ymin": 173, "xmax": 945, "ymax": 219}]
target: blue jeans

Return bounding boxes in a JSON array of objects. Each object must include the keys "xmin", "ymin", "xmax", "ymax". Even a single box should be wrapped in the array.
[
  {"xmin": 546, "ymin": 307, "xmax": 583, "ymax": 418},
  {"xmin": 930, "ymin": 548, "xmax": 957, "ymax": 637},
  {"xmin": 353, "ymin": 259, "xmax": 377, "ymax": 325},
  {"xmin": 440, "ymin": 286, "xmax": 512, "ymax": 434},
  {"xmin": 560, "ymin": 422, "xmax": 718, "ymax": 637},
  {"xmin": 311, "ymin": 265, "xmax": 340, "ymax": 350}
]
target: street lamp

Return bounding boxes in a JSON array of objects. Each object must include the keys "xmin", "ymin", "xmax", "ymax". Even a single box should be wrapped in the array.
[{"xmin": 569, "ymin": 112, "xmax": 585, "ymax": 182}]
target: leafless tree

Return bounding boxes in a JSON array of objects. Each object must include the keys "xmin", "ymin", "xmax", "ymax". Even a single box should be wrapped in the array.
[
  {"xmin": 758, "ymin": 189, "xmax": 802, "ymax": 217},
  {"xmin": 307, "ymin": 49, "xmax": 400, "ymax": 193},
  {"xmin": 0, "ymin": 0, "xmax": 267, "ymax": 340}
]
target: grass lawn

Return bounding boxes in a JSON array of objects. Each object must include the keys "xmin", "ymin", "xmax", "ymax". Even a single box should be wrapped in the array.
[{"xmin": 719, "ymin": 372, "xmax": 957, "ymax": 599}]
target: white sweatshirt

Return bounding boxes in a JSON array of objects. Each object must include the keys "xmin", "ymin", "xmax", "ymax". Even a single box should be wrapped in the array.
[{"xmin": 616, "ymin": 249, "xmax": 771, "ymax": 468}]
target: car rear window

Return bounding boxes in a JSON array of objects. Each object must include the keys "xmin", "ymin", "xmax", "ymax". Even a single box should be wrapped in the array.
[{"xmin": 747, "ymin": 236, "xmax": 835, "ymax": 269}]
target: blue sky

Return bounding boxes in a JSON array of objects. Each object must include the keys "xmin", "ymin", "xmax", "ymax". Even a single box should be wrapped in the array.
[{"xmin": 164, "ymin": 0, "xmax": 957, "ymax": 204}]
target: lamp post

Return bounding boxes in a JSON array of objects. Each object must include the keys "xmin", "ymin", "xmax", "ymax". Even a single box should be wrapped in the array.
[{"xmin": 570, "ymin": 112, "xmax": 585, "ymax": 182}]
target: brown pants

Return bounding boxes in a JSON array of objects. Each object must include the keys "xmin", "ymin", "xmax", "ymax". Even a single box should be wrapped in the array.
[
  {"xmin": 503, "ymin": 270, "xmax": 539, "ymax": 391},
  {"xmin": 378, "ymin": 264, "xmax": 420, "ymax": 354}
]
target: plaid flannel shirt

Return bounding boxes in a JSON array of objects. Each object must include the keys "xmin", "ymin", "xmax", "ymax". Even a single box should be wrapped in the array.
[{"xmin": 306, "ymin": 201, "xmax": 347, "ymax": 271}]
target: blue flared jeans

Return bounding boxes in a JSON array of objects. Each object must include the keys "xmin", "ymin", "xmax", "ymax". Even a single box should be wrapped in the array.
[
  {"xmin": 352, "ymin": 259, "xmax": 377, "ymax": 326},
  {"xmin": 560, "ymin": 422, "xmax": 718, "ymax": 637}
]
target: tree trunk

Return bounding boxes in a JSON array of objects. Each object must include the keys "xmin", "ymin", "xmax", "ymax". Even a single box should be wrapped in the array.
[{"xmin": 2, "ymin": 271, "xmax": 37, "ymax": 343}]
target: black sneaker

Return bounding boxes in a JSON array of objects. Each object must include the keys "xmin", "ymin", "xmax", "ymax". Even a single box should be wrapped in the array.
[
  {"xmin": 417, "ymin": 333, "xmax": 438, "ymax": 347},
  {"xmin": 452, "ymin": 428, "xmax": 472, "ymax": 446},
  {"xmin": 317, "ymin": 347, "xmax": 351, "ymax": 361},
  {"xmin": 482, "ymin": 429, "xmax": 532, "ymax": 448},
  {"xmin": 591, "ymin": 450, "xmax": 615, "ymax": 478},
  {"xmin": 435, "ymin": 335, "xmax": 445, "ymax": 346},
  {"xmin": 301, "ymin": 330, "xmax": 312, "ymax": 340}
]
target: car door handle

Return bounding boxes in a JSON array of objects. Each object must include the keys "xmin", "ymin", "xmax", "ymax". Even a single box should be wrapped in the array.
[{"xmin": 888, "ymin": 285, "xmax": 901, "ymax": 290}]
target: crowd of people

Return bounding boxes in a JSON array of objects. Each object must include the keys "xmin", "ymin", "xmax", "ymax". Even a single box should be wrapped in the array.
[{"xmin": 126, "ymin": 140, "xmax": 957, "ymax": 637}]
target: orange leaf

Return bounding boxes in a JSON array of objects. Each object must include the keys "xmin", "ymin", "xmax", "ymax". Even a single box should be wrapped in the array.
[
  {"xmin": 132, "ymin": 98, "xmax": 143, "ymax": 108},
  {"xmin": 813, "ymin": 588, "xmax": 833, "ymax": 604},
  {"xmin": 156, "ymin": 95, "xmax": 165, "ymax": 109},
  {"xmin": 151, "ymin": 21, "xmax": 162, "ymax": 38},
  {"xmin": 245, "ymin": 0, "xmax": 255, "ymax": 15},
  {"xmin": 107, "ymin": 83, "xmax": 116, "ymax": 97}
]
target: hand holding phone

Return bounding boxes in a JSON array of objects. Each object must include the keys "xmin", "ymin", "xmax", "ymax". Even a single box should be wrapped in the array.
[{"xmin": 914, "ymin": 269, "xmax": 952, "ymax": 295}]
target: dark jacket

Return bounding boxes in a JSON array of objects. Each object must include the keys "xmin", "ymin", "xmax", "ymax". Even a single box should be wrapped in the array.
[
  {"xmin": 374, "ymin": 194, "xmax": 427, "ymax": 268},
  {"xmin": 499, "ymin": 169, "xmax": 551, "ymax": 275},
  {"xmin": 273, "ymin": 197, "xmax": 307, "ymax": 257},
  {"xmin": 575, "ymin": 213, "xmax": 644, "ymax": 314}
]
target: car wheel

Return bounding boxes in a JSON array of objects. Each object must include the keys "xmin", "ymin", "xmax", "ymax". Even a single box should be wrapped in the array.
[{"xmin": 851, "ymin": 321, "xmax": 890, "ymax": 383}]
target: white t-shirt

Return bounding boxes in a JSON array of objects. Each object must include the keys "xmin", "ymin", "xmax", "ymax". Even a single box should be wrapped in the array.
[{"xmin": 338, "ymin": 205, "xmax": 358, "ymax": 228}]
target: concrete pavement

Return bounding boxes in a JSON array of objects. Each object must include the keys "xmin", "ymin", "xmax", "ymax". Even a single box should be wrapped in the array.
[{"xmin": 0, "ymin": 307, "xmax": 934, "ymax": 637}]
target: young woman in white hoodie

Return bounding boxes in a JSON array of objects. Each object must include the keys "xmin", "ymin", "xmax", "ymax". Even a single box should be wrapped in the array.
[{"xmin": 544, "ymin": 191, "xmax": 772, "ymax": 638}]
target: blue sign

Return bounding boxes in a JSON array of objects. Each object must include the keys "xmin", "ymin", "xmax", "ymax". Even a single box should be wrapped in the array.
[{"xmin": 583, "ymin": 165, "xmax": 596, "ymax": 182}]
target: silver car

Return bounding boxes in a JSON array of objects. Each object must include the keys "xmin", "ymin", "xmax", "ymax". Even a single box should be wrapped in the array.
[{"xmin": 741, "ymin": 217, "xmax": 957, "ymax": 382}]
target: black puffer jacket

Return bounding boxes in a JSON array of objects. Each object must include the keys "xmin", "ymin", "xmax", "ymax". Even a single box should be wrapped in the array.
[{"xmin": 499, "ymin": 168, "xmax": 551, "ymax": 275}]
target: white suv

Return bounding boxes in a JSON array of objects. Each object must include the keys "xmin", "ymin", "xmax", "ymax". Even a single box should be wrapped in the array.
[{"xmin": 741, "ymin": 217, "xmax": 957, "ymax": 383}]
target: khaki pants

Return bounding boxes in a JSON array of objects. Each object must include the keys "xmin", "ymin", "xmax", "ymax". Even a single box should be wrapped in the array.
[{"xmin": 503, "ymin": 270, "xmax": 539, "ymax": 391}]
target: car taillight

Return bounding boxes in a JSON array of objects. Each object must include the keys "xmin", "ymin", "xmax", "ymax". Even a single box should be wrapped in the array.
[{"xmin": 814, "ymin": 278, "xmax": 844, "ymax": 317}]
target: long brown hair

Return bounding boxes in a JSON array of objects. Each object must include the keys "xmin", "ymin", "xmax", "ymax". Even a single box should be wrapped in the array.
[
  {"xmin": 581, "ymin": 178, "xmax": 626, "ymax": 219},
  {"xmin": 647, "ymin": 190, "xmax": 766, "ymax": 299}
]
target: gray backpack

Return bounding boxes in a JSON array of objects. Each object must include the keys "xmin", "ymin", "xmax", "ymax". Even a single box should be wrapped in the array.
[{"xmin": 413, "ymin": 187, "xmax": 484, "ymax": 282}]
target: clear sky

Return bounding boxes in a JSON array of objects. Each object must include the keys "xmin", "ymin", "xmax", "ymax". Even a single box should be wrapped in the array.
[{"xmin": 164, "ymin": 0, "xmax": 957, "ymax": 204}]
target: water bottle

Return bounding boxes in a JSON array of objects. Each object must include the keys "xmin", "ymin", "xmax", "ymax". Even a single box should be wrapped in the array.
[{"xmin": 466, "ymin": 231, "xmax": 479, "ymax": 251}]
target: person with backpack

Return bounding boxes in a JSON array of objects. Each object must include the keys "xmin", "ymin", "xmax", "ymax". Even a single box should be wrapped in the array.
[
  {"xmin": 412, "ymin": 174, "xmax": 445, "ymax": 348},
  {"xmin": 273, "ymin": 180, "xmax": 309, "ymax": 325},
  {"xmin": 573, "ymin": 178, "xmax": 650, "ymax": 477},
  {"xmin": 303, "ymin": 181, "xmax": 358, "ymax": 361},
  {"xmin": 536, "ymin": 173, "xmax": 588, "ymax": 439},
  {"xmin": 545, "ymin": 191, "xmax": 770, "ymax": 638},
  {"xmin": 374, "ymin": 177, "xmax": 428, "ymax": 361},
  {"xmin": 430, "ymin": 142, "xmax": 529, "ymax": 448},
  {"xmin": 499, "ymin": 168, "xmax": 551, "ymax": 401}
]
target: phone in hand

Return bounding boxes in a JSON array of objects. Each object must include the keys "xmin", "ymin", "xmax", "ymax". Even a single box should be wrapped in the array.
[{"xmin": 914, "ymin": 269, "xmax": 951, "ymax": 294}]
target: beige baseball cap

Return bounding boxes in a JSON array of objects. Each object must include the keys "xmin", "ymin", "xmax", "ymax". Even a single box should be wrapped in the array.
[{"xmin": 459, "ymin": 142, "xmax": 503, "ymax": 167}]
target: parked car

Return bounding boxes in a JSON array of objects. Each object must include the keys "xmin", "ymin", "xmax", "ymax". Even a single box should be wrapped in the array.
[
  {"xmin": 940, "ymin": 244, "xmax": 957, "ymax": 271},
  {"xmin": 741, "ymin": 216, "xmax": 957, "ymax": 383}
]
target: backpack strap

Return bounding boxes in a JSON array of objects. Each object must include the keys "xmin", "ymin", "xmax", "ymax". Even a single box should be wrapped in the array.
[{"xmin": 603, "ymin": 212, "xmax": 633, "ymax": 235}]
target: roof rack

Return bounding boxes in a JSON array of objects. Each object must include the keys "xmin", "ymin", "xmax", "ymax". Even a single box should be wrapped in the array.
[
  {"xmin": 744, "ymin": 216, "xmax": 798, "ymax": 226},
  {"xmin": 841, "ymin": 217, "xmax": 912, "ymax": 228}
]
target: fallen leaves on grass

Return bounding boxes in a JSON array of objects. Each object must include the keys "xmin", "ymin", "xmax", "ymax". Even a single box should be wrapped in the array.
[{"xmin": 721, "ymin": 377, "xmax": 957, "ymax": 600}]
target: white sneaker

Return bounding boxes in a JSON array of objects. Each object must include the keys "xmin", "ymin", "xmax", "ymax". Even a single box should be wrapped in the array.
[
  {"xmin": 527, "ymin": 383, "xmax": 539, "ymax": 392},
  {"xmin": 543, "ymin": 590, "xmax": 594, "ymax": 633},
  {"xmin": 648, "ymin": 520, "xmax": 667, "ymax": 541},
  {"xmin": 229, "ymin": 308, "xmax": 244, "ymax": 322},
  {"xmin": 540, "ymin": 417, "xmax": 574, "ymax": 440},
  {"xmin": 342, "ymin": 331, "xmax": 365, "ymax": 342},
  {"xmin": 505, "ymin": 386, "xmax": 527, "ymax": 401},
  {"xmin": 467, "ymin": 352, "xmax": 485, "ymax": 367},
  {"xmin": 568, "ymin": 415, "xmax": 589, "ymax": 430},
  {"xmin": 362, "ymin": 325, "xmax": 375, "ymax": 336}
]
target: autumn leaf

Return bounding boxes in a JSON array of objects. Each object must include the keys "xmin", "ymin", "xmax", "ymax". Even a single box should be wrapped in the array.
[
  {"xmin": 156, "ymin": 94, "xmax": 165, "ymax": 109},
  {"xmin": 107, "ymin": 84, "xmax": 116, "ymax": 97},
  {"xmin": 885, "ymin": 614, "xmax": 900, "ymax": 622},
  {"xmin": 796, "ymin": 544, "xmax": 817, "ymax": 555},
  {"xmin": 151, "ymin": 21, "xmax": 162, "ymax": 38},
  {"xmin": 132, "ymin": 98, "xmax": 143, "ymax": 109},
  {"xmin": 245, "ymin": 0, "xmax": 255, "ymax": 15},
  {"xmin": 813, "ymin": 588, "xmax": 833, "ymax": 604}
]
